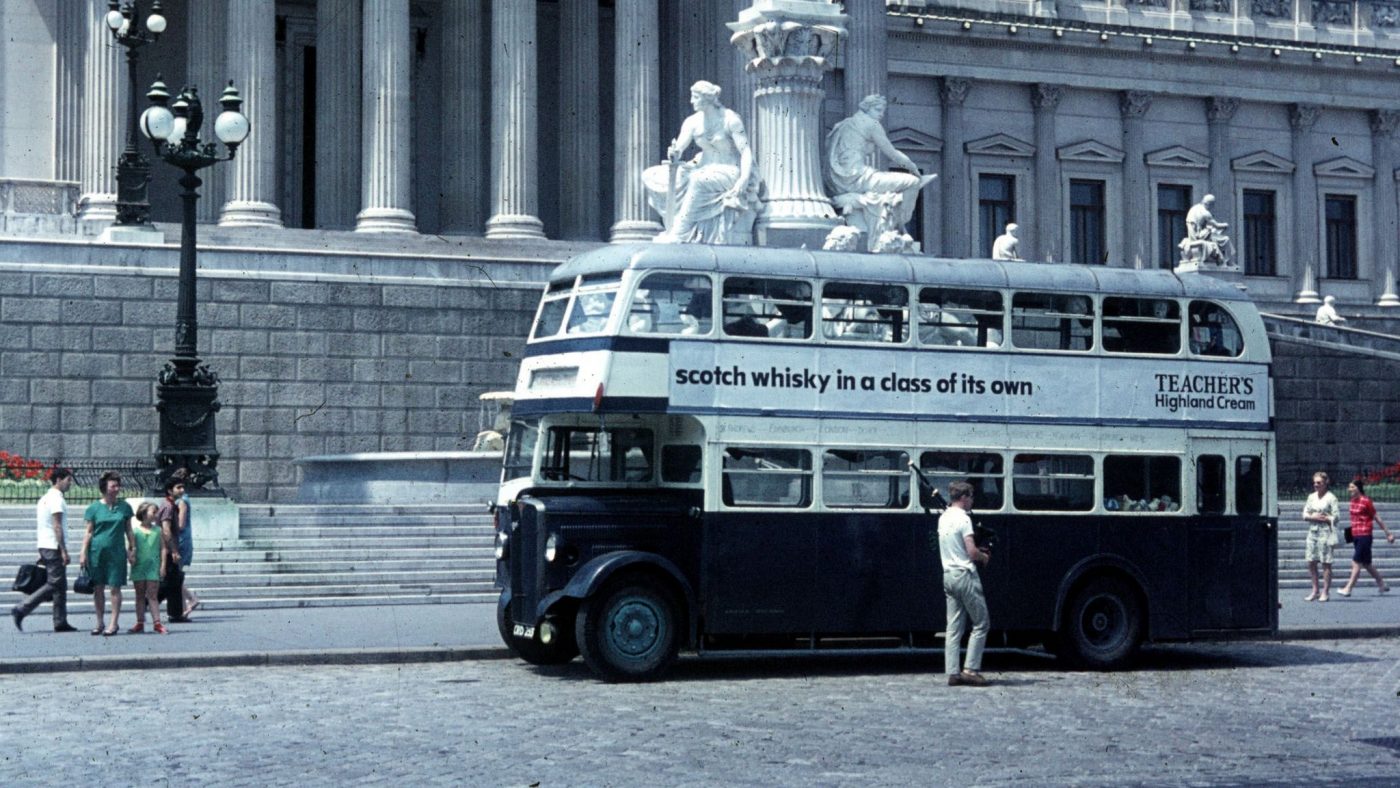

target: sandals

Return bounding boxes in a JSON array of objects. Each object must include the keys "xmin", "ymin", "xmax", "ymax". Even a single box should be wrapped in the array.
[
  {"xmin": 153, "ymin": 623, "xmax": 168, "ymax": 635},
  {"xmin": 128, "ymin": 622, "xmax": 145, "ymax": 633},
  {"xmin": 183, "ymin": 599, "xmax": 202, "ymax": 618}
]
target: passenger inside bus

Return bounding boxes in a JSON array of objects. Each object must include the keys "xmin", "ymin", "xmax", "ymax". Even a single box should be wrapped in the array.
[
  {"xmin": 628, "ymin": 274, "xmax": 711, "ymax": 335},
  {"xmin": 566, "ymin": 291, "xmax": 616, "ymax": 334}
]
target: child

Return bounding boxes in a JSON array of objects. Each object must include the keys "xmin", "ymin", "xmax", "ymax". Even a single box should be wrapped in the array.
[{"xmin": 128, "ymin": 502, "xmax": 168, "ymax": 634}]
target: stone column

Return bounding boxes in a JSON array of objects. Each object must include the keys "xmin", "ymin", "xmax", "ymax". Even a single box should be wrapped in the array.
[
  {"xmin": 315, "ymin": 0, "xmax": 361, "ymax": 230},
  {"xmin": 1032, "ymin": 83, "xmax": 1064, "ymax": 262},
  {"xmin": 843, "ymin": 0, "xmax": 887, "ymax": 119},
  {"xmin": 189, "ymin": 0, "xmax": 229, "ymax": 224},
  {"xmin": 559, "ymin": 0, "xmax": 601, "ymax": 240},
  {"xmin": 1290, "ymin": 103, "xmax": 1322, "ymax": 303},
  {"xmin": 1371, "ymin": 110, "xmax": 1400, "ymax": 306},
  {"xmin": 77, "ymin": 0, "xmax": 123, "ymax": 226},
  {"xmin": 730, "ymin": 2, "xmax": 846, "ymax": 248},
  {"xmin": 940, "ymin": 77, "xmax": 971, "ymax": 258},
  {"xmin": 486, "ymin": 0, "xmax": 545, "ymax": 240},
  {"xmin": 55, "ymin": 0, "xmax": 85, "ymax": 185},
  {"xmin": 220, "ymin": 0, "xmax": 283, "ymax": 228},
  {"xmin": 727, "ymin": 0, "xmax": 760, "ymax": 132},
  {"xmin": 439, "ymin": 0, "xmax": 486, "ymax": 235},
  {"xmin": 356, "ymin": 0, "xmax": 416, "ymax": 233},
  {"xmin": 1120, "ymin": 90, "xmax": 1152, "ymax": 269},
  {"xmin": 610, "ymin": 0, "xmax": 663, "ymax": 242},
  {"xmin": 1206, "ymin": 97, "xmax": 1238, "ymax": 237}
]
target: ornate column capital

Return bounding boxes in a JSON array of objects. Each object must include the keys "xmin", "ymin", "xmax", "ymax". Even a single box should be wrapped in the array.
[
  {"xmin": 1120, "ymin": 90, "xmax": 1153, "ymax": 120},
  {"xmin": 1290, "ymin": 103, "xmax": 1323, "ymax": 132},
  {"xmin": 730, "ymin": 2, "xmax": 846, "ymax": 72},
  {"xmin": 1371, "ymin": 109, "xmax": 1400, "ymax": 137},
  {"xmin": 940, "ymin": 77, "xmax": 970, "ymax": 107},
  {"xmin": 1032, "ymin": 83, "xmax": 1064, "ymax": 111},
  {"xmin": 1206, "ymin": 96, "xmax": 1239, "ymax": 124}
]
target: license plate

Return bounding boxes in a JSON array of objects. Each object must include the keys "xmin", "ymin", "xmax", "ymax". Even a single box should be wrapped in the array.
[{"xmin": 512, "ymin": 624, "xmax": 535, "ymax": 640}]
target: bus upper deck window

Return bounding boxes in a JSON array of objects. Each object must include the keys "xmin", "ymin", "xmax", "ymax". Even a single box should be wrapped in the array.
[
  {"xmin": 532, "ymin": 290, "xmax": 572, "ymax": 340},
  {"xmin": 1102, "ymin": 297, "xmax": 1181, "ymax": 355},
  {"xmin": 1188, "ymin": 301, "xmax": 1244, "ymax": 357},
  {"xmin": 822, "ymin": 282, "xmax": 908, "ymax": 343},
  {"xmin": 629, "ymin": 273, "xmax": 713, "ymax": 335},
  {"xmin": 920, "ymin": 452, "xmax": 1004, "ymax": 510},
  {"xmin": 564, "ymin": 274, "xmax": 623, "ymax": 335},
  {"xmin": 1103, "ymin": 455, "xmax": 1181, "ymax": 513},
  {"xmin": 1011, "ymin": 293, "xmax": 1095, "ymax": 352},
  {"xmin": 722, "ymin": 447, "xmax": 812, "ymax": 507},
  {"xmin": 722, "ymin": 277, "xmax": 813, "ymax": 339},
  {"xmin": 822, "ymin": 450, "xmax": 910, "ymax": 508},
  {"xmin": 918, "ymin": 289, "xmax": 1004, "ymax": 348},
  {"xmin": 1012, "ymin": 454, "xmax": 1094, "ymax": 511}
]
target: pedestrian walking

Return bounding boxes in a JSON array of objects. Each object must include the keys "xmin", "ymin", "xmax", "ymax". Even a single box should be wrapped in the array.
[
  {"xmin": 1302, "ymin": 471, "xmax": 1340, "ymax": 602},
  {"xmin": 127, "ymin": 503, "xmax": 168, "ymax": 634},
  {"xmin": 174, "ymin": 470, "xmax": 200, "ymax": 618},
  {"xmin": 79, "ymin": 471, "xmax": 135, "ymax": 636},
  {"xmin": 156, "ymin": 477, "xmax": 189, "ymax": 624},
  {"xmin": 939, "ymin": 480, "xmax": 992, "ymax": 686},
  {"xmin": 10, "ymin": 467, "xmax": 78, "ymax": 632},
  {"xmin": 1338, "ymin": 480, "xmax": 1395, "ymax": 597}
]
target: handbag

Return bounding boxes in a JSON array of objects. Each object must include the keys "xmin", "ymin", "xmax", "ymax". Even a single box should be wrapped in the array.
[
  {"xmin": 11, "ymin": 563, "xmax": 47, "ymax": 595},
  {"xmin": 1344, "ymin": 526, "xmax": 1354, "ymax": 544},
  {"xmin": 72, "ymin": 571, "xmax": 93, "ymax": 595}
]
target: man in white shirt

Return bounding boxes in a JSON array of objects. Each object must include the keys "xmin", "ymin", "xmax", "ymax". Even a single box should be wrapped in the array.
[
  {"xmin": 12, "ymin": 467, "xmax": 77, "ymax": 632},
  {"xmin": 939, "ymin": 480, "xmax": 992, "ymax": 686}
]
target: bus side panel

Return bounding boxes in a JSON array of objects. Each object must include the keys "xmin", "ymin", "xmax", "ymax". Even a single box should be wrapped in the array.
[
  {"xmin": 815, "ymin": 513, "xmax": 939, "ymax": 633},
  {"xmin": 1100, "ymin": 519, "xmax": 1190, "ymax": 639},
  {"xmin": 1187, "ymin": 516, "xmax": 1275, "ymax": 632},
  {"xmin": 702, "ymin": 513, "xmax": 819, "ymax": 634}
]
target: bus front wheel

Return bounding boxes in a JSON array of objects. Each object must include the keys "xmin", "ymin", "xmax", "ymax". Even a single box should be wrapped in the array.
[
  {"xmin": 498, "ymin": 593, "xmax": 578, "ymax": 666},
  {"xmin": 575, "ymin": 576, "xmax": 680, "ymax": 682},
  {"xmin": 1057, "ymin": 577, "xmax": 1143, "ymax": 670}
]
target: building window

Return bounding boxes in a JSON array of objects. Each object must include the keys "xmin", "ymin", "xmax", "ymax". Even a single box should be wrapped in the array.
[
  {"xmin": 1242, "ymin": 189, "xmax": 1276, "ymax": 276},
  {"xmin": 1070, "ymin": 179, "xmax": 1106, "ymax": 264},
  {"xmin": 1156, "ymin": 184, "xmax": 1191, "ymax": 269},
  {"xmin": 1324, "ymin": 194, "xmax": 1358, "ymax": 280},
  {"xmin": 978, "ymin": 174, "xmax": 1015, "ymax": 258}
]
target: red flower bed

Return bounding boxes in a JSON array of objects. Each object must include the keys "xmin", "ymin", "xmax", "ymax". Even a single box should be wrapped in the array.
[{"xmin": 0, "ymin": 450, "xmax": 48, "ymax": 481}]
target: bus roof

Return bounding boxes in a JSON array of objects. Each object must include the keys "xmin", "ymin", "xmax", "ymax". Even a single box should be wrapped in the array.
[{"xmin": 549, "ymin": 244, "xmax": 1252, "ymax": 303}]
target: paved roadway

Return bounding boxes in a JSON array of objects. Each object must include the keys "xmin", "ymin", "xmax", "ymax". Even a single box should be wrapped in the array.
[{"xmin": 2, "ymin": 638, "xmax": 1398, "ymax": 786}]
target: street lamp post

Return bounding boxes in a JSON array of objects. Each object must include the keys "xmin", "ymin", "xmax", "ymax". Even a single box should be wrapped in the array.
[
  {"xmin": 106, "ymin": 0, "xmax": 166, "ymax": 228},
  {"xmin": 139, "ymin": 79, "xmax": 251, "ymax": 492}
]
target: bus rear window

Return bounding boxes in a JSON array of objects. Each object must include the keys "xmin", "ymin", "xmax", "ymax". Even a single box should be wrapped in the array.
[
  {"xmin": 541, "ymin": 426, "xmax": 653, "ymax": 483},
  {"xmin": 722, "ymin": 447, "xmax": 812, "ymax": 507},
  {"xmin": 1011, "ymin": 293, "xmax": 1094, "ymax": 352},
  {"xmin": 1189, "ymin": 301, "xmax": 1244, "ymax": 357},
  {"xmin": 722, "ymin": 277, "xmax": 813, "ymax": 339},
  {"xmin": 822, "ymin": 450, "xmax": 909, "ymax": 508},
  {"xmin": 918, "ymin": 289, "xmax": 1004, "ymax": 348},
  {"xmin": 1102, "ymin": 297, "xmax": 1180, "ymax": 355},
  {"xmin": 919, "ymin": 452, "xmax": 1004, "ymax": 510},
  {"xmin": 629, "ymin": 273, "xmax": 712, "ymax": 335},
  {"xmin": 1012, "ymin": 454, "xmax": 1094, "ymax": 511},
  {"xmin": 1104, "ymin": 455, "xmax": 1181, "ymax": 513},
  {"xmin": 822, "ymin": 282, "xmax": 908, "ymax": 343}
]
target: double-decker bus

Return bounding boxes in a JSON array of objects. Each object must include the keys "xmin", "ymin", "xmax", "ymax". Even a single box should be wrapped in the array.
[{"xmin": 494, "ymin": 244, "xmax": 1277, "ymax": 681}]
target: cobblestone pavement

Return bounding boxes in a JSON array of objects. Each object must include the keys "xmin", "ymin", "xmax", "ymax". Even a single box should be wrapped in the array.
[{"xmin": 2, "ymin": 639, "xmax": 1397, "ymax": 786}]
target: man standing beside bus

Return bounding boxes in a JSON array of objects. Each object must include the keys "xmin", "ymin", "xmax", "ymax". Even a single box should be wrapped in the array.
[{"xmin": 940, "ymin": 481, "xmax": 991, "ymax": 686}]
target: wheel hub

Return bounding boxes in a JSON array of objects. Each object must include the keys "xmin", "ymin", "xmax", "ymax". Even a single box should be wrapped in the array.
[{"xmin": 608, "ymin": 600, "xmax": 660, "ymax": 657}]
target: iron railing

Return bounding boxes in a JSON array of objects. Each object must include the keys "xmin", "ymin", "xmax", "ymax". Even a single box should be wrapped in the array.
[{"xmin": 0, "ymin": 460, "xmax": 161, "ymax": 505}]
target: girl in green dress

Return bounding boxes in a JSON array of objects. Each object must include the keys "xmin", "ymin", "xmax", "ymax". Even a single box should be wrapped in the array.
[
  {"xmin": 79, "ymin": 471, "xmax": 135, "ymax": 636},
  {"xmin": 127, "ymin": 502, "xmax": 169, "ymax": 634}
]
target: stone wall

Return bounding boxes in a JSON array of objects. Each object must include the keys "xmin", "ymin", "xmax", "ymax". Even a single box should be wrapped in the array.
[{"xmin": 0, "ymin": 236, "xmax": 560, "ymax": 501}]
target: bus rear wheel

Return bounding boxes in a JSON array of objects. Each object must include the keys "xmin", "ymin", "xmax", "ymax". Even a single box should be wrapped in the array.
[
  {"xmin": 497, "ymin": 592, "xmax": 578, "ymax": 666},
  {"xmin": 1057, "ymin": 577, "xmax": 1143, "ymax": 670},
  {"xmin": 575, "ymin": 576, "xmax": 679, "ymax": 682}
]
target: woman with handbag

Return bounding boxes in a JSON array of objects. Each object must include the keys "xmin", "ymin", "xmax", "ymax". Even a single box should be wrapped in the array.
[
  {"xmin": 1338, "ymin": 480, "xmax": 1395, "ymax": 597},
  {"xmin": 78, "ymin": 471, "xmax": 135, "ymax": 636}
]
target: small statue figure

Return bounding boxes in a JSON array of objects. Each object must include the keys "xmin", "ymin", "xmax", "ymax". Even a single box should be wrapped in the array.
[
  {"xmin": 1178, "ymin": 194, "xmax": 1234, "ymax": 266},
  {"xmin": 826, "ymin": 94, "xmax": 937, "ymax": 252},
  {"xmin": 992, "ymin": 223, "xmax": 1021, "ymax": 261},
  {"xmin": 642, "ymin": 81, "xmax": 759, "ymax": 245},
  {"xmin": 822, "ymin": 225, "xmax": 863, "ymax": 251},
  {"xmin": 1315, "ymin": 295, "xmax": 1346, "ymax": 326}
]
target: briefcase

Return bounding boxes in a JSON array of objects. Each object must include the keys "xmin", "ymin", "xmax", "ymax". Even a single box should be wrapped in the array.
[{"xmin": 11, "ymin": 563, "xmax": 47, "ymax": 595}]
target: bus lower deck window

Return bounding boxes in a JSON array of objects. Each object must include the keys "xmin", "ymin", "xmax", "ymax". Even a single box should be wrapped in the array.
[
  {"xmin": 661, "ymin": 444, "xmax": 703, "ymax": 484},
  {"xmin": 822, "ymin": 450, "xmax": 910, "ymax": 508},
  {"xmin": 1104, "ymin": 455, "xmax": 1182, "ymax": 512},
  {"xmin": 919, "ymin": 452, "xmax": 1005, "ymax": 510},
  {"xmin": 1012, "ymin": 454, "xmax": 1094, "ymax": 511},
  {"xmin": 722, "ymin": 447, "xmax": 812, "ymax": 507}
]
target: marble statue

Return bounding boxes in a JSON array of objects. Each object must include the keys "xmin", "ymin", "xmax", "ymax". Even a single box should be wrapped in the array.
[
  {"xmin": 992, "ymin": 223, "xmax": 1021, "ymax": 260},
  {"xmin": 826, "ymin": 94, "xmax": 937, "ymax": 251},
  {"xmin": 822, "ymin": 225, "xmax": 863, "ymax": 251},
  {"xmin": 1179, "ymin": 194, "xmax": 1234, "ymax": 266},
  {"xmin": 642, "ymin": 81, "xmax": 759, "ymax": 245}
]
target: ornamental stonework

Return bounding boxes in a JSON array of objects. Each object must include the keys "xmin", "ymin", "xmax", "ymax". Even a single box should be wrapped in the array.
[
  {"xmin": 1375, "ymin": 2, "xmax": 1400, "ymax": 28},
  {"xmin": 1252, "ymin": 0, "xmax": 1291, "ymax": 17},
  {"xmin": 1312, "ymin": 0, "xmax": 1352, "ymax": 25},
  {"xmin": 1190, "ymin": 0, "xmax": 1231, "ymax": 12}
]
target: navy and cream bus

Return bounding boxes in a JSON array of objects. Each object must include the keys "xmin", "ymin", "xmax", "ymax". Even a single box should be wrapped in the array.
[{"xmin": 494, "ymin": 244, "xmax": 1277, "ymax": 681}]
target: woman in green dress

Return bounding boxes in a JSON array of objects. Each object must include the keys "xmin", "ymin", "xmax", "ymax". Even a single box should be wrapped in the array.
[{"xmin": 79, "ymin": 471, "xmax": 135, "ymax": 636}]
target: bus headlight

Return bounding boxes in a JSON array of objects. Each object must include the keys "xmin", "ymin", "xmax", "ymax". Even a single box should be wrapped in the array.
[
  {"xmin": 495, "ymin": 531, "xmax": 508, "ymax": 560},
  {"xmin": 545, "ymin": 534, "xmax": 559, "ymax": 563}
]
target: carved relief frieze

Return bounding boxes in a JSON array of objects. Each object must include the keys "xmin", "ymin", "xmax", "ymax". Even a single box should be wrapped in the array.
[
  {"xmin": 1190, "ymin": 0, "xmax": 1232, "ymax": 11},
  {"xmin": 1252, "ymin": 0, "xmax": 1291, "ymax": 18},
  {"xmin": 1312, "ymin": 1, "xmax": 1352, "ymax": 25},
  {"xmin": 1374, "ymin": 2, "xmax": 1400, "ymax": 28}
]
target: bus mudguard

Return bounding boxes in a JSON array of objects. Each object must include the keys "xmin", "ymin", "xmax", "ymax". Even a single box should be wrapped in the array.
[
  {"xmin": 537, "ymin": 550, "xmax": 698, "ymax": 636},
  {"xmin": 1052, "ymin": 554, "xmax": 1154, "ymax": 634}
]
